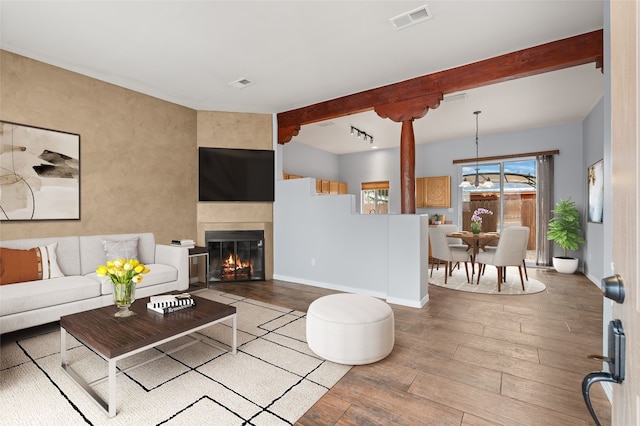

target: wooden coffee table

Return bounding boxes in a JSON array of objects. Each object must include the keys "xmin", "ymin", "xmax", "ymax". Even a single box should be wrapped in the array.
[{"xmin": 60, "ymin": 294, "xmax": 237, "ymax": 418}]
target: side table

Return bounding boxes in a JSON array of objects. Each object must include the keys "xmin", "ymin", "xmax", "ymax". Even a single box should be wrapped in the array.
[{"xmin": 188, "ymin": 246, "xmax": 210, "ymax": 287}]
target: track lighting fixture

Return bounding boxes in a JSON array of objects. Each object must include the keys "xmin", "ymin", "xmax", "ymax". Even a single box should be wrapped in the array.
[{"xmin": 350, "ymin": 126, "xmax": 373, "ymax": 145}]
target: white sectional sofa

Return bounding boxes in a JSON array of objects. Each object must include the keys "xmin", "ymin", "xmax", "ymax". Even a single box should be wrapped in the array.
[{"xmin": 0, "ymin": 233, "xmax": 189, "ymax": 334}]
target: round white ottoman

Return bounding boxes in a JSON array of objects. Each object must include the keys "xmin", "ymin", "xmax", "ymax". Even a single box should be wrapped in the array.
[{"xmin": 306, "ymin": 293, "xmax": 394, "ymax": 365}]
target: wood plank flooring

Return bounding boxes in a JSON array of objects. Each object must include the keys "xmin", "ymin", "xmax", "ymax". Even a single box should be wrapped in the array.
[{"xmin": 208, "ymin": 267, "xmax": 610, "ymax": 426}]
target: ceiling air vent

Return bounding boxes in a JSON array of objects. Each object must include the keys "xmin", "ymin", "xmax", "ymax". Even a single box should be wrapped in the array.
[
  {"xmin": 227, "ymin": 78, "xmax": 255, "ymax": 89},
  {"xmin": 389, "ymin": 4, "xmax": 432, "ymax": 30},
  {"xmin": 317, "ymin": 121, "xmax": 335, "ymax": 127}
]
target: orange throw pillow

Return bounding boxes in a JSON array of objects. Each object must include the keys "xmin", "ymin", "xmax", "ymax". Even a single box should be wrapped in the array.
[
  {"xmin": 0, "ymin": 243, "xmax": 64, "ymax": 285},
  {"xmin": 0, "ymin": 247, "xmax": 40, "ymax": 285}
]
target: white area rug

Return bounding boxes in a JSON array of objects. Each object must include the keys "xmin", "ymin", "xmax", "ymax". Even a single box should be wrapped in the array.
[
  {"xmin": 0, "ymin": 290, "xmax": 351, "ymax": 425},
  {"xmin": 430, "ymin": 264, "xmax": 546, "ymax": 295}
]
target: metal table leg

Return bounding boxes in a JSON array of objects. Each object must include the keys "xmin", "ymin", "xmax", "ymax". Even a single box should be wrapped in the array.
[
  {"xmin": 232, "ymin": 314, "xmax": 237, "ymax": 354},
  {"xmin": 108, "ymin": 360, "xmax": 117, "ymax": 418}
]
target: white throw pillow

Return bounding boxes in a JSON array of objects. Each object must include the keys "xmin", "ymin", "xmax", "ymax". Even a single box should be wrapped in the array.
[
  {"xmin": 39, "ymin": 242, "xmax": 65, "ymax": 279},
  {"xmin": 102, "ymin": 238, "xmax": 139, "ymax": 262}
]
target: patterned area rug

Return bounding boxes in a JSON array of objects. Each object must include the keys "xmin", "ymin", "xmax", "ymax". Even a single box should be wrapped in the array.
[
  {"xmin": 0, "ymin": 290, "xmax": 350, "ymax": 425},
  {"xmin": 430, "ymin": 264, "xmax": 546, "ymax": 295}
]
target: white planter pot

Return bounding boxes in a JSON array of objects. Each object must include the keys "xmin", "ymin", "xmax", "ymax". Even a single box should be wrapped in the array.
[{"xmin": 553, "ymin": 257, "xmax": 579, "ymax": 274}]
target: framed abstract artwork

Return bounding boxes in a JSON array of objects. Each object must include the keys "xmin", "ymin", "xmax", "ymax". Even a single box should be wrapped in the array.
[
  {"xmin": 0, "ymin": 121, "xmax": 80, "ymax": 221},
  {"xmin": 587, "ymin": 159, "xmax": 603, "ymax": 223}
]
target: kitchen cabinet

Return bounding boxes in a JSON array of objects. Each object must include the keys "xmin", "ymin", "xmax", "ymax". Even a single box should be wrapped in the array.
[
  {"xmin": 283, "ymin": 173, "xmax": 303, "ymax": 180},
  {"xmin": 284, "ymin": 173, "xmax": 348, "ymax": 195},
  {"xmin": 416, "ymin": 176, "xmax": 451, "ymax": 208}
]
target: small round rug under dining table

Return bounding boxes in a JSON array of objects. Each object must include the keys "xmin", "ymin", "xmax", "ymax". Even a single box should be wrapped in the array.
[{"xmin": 429, "ymin": 264, "xmax": 546, "ymax": 295}]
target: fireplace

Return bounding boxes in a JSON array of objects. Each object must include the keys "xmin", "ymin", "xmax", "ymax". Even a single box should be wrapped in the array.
[{"xmin": 205, "ymin": 230, "xmax": 265, "ymax": 282}]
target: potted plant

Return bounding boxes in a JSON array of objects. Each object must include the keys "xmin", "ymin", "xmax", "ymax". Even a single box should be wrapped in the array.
[
  {"xmin": 547, "ymin": 197, "xmax": 585, "ymax": 274},
  {"xmin": 432, "ymin": 213, "xmax": 441, "ymax": 225}
]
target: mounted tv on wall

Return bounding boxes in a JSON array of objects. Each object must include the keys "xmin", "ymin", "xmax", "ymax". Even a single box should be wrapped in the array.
[{"xmin": 198, "ymin": 147, "xmax": 275, "ymax": 202}]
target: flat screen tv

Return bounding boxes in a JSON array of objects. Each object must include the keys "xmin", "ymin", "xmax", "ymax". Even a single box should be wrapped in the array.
[{"xmin": 198, "ymin": 147, "xmax": 275, "ymax": 202}]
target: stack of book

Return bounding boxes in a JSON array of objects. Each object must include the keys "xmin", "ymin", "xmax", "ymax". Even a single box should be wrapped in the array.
[
  {"xmin": 147, "ymin": 293, "xmax": 195, "ymax": 314},
  {"xmin": 171, "ymin": 239, "xmax": 195, "ymax": 249}
]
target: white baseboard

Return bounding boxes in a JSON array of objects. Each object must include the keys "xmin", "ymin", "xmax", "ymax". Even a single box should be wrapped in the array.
[{"xmin": 386, "ymin": 294, "xmax": 429, "ymax": 308}]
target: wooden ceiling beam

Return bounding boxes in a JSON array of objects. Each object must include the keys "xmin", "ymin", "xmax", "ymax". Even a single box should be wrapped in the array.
[
  {"xmin": 277, "ymin": 29, "xmax": 603, "ymax": 143},
  {"xmin": 374, "ymin": 93, "xmax": 443, "ymax": 123}
]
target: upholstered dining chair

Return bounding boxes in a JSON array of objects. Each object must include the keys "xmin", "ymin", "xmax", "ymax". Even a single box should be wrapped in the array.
[
  {"xmin": 429, "ymin": 226, "xmax": 471, "ymax": 284},
  {"xmin": 475, "ymin": 226, "xmax": 530, "ymax": 291},
  {"xmin": 437, "ymin": 224, "xmax": 469, "ymax": 251},
  {"xmin": 481, "ymin": 226, "xmax": 530, "ymax": 282}
]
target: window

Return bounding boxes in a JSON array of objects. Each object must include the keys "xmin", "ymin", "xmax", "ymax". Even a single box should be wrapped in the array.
[
  {"xmin": 460, "ymin": 160, "xmax": 537, "ymax": 261},
  {"xmin": 361, "ymin": 181, "xmax": 389, "ymax": 214}
]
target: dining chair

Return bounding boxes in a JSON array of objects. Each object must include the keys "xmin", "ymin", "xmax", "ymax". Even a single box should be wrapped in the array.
[
  {"xmin": 437, "ymin": 224, "xmax": 469, "ymax": 251},
  {"xmin": 434, "ymin": 224, "xmax": 470, "ymax": 272},
  {"xmin": 429, "ymin": 226, "xmax": 471, "ymax": 284},
  {"xmin": 481, "ymin": 226, "xmax": 530, "ymax": 281},
  {"xmin": 475, "ymin": 226, "xmax": 530, "ymax": 291}
]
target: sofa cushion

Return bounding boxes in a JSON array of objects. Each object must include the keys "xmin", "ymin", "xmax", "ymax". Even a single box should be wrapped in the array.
[
  {"xmin": 89, "ymin": 263, "xmax": 179, "ymax": 295},
  {"xmin": 102, "ymin": 238, "xmax": 139, "ymax": 261},
  {"xmin": 0, "ymin": 236, "xmax": 81, "ymax": 276},
  {"xmin": 0, "ymin": 243, "xmax": 64, "ymax": 285},
  {"xmin": 80, "ymin": 233, "xmax": 156, "ymax": 275},
  {"xmin": 0, "ymin": 276, "xmax": 101, "ymax": 316}
]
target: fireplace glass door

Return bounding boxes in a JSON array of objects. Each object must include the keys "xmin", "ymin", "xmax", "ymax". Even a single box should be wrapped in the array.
[{"xmin": 207, "ymin": 231, "xmax": 265, "ymax": 282}]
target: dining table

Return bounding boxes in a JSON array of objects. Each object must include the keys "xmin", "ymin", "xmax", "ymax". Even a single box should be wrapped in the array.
[{"xmin": 446, "ymin": 231, "xmax": 500, "ymax": 275}]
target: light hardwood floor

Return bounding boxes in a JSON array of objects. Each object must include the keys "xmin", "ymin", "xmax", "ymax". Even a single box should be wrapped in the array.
[{"xmin": 209, "ymin": 267, "xmax": 610, "ymax": 426}]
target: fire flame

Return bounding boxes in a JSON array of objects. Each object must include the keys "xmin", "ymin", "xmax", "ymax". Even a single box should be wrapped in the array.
[{"xmin": 223, "ymin": 253, "xmax": 250, "ymax": 272}]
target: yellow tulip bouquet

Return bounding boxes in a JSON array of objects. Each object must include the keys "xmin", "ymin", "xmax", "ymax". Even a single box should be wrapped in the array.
[
  {"xmin": 96, "ymin": 258, "xmax": 150, "ymax": 284},
  {"xmin": 96, "ymin": 258, "xmax": 150, "ymax": 316}
]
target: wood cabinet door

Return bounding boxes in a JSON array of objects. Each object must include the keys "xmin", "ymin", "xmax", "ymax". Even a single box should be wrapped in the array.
[
  {"xmin": 416, "ymin": 176, "xmax": 451, "ymax": 208},
  {"xmin": 416, "ymin": 178, "xmax": 428, "ymax": 207},
  {"xmin": 426, "ymin": 176, "xmax": 451, "ymax": 207}
]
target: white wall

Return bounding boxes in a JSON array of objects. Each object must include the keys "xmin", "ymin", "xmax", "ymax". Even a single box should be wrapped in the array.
[
  {"xmin": 339, "ymin": 148, "xmax": 400, "ymax": 213},
  {"xmin": 280, "ymin": 141, "xmax": 340, "ymax": 181},
  {"xmin": 273, "ymin": 177, "xmax": 429, "ymax": 307},
  {"xmin": 583, "ymin": 98, "xmax": 605, "ymax": 283}
]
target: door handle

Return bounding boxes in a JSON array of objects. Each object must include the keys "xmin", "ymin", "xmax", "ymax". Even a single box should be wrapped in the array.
[
  {"xmin": 582, "ymin": 371, "xmax": 619, "ymax": 426},
  {"xmin": 601, "ymin": 274, "xmax": 625, "ymax": 303},
  {"xmin": 582, "ymin": 319, "xmax": 625, "ymax": 426}
]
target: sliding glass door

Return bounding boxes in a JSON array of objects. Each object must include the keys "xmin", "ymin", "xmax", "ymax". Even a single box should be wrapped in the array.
[{"xmin": 460, "ymin": 159, "xmax": 537, "ymax": 261}]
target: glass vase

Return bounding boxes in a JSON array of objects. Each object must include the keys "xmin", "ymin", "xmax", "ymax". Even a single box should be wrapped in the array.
[
  {"xmin": 471, "ymin": 222, "xmax": 481, "ymax": 235},
  {"xmin": 112, "ymin": 281, "xmax": 136, "ymax": 317}
]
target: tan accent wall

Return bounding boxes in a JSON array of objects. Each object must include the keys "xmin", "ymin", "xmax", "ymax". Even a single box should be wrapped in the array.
[
  {"xmin": 0, "ymin": 51, "xmax": 198, "ymax": 244},
  {"xmin": 1, "ymin": 51, "xmax": 274, "ymax": 280},
  {"xmin": 196, "ymin": 111, "xmax": 274, "ymax": 279}
]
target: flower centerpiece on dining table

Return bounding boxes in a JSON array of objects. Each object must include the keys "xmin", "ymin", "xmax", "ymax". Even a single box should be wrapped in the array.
[
  {"xmin": 96, "ymin": 258, "xmax": 150, "ymax": 317},
  {"xmin": 471, "ymin": 208, "xmax": 493, "ymax": 234}
]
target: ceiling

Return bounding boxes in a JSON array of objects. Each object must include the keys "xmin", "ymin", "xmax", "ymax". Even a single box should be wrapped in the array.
[{"xmin": 0, "ymin": 1, "xmax": 604, "ymax": 154}]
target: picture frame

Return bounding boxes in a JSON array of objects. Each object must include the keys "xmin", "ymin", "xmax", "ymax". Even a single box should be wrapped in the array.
[
  {"xmin": 0, "ymin": 121, "xmax": 80, "ymax": 221},
  {"xmin": 587, "ymin": 159, "xmax": 603, "ymax": 223}
]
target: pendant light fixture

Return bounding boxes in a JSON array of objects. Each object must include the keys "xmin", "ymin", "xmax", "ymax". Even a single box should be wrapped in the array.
[{"xmin": 460, "ymin": 111, "xmax": 493, "ymax": 188}]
